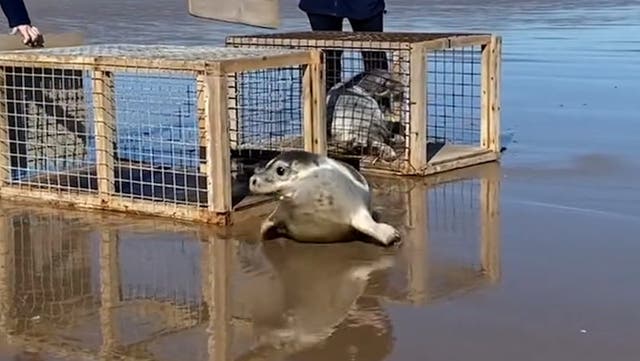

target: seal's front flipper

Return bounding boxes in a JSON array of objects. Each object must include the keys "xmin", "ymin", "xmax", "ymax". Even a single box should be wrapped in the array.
[{"xmin": 260, "ymin": 205, "xmax": 288, "ymax": 241}]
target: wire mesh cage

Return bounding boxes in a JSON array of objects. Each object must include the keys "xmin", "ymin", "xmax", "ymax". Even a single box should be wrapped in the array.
[
  {"xmin": 0, "ymin": 44, "xmax": 325, "ymax": 225},
  {"xmin": 226, "ymin": 31, "xmax": 502, "ymax": 176}
]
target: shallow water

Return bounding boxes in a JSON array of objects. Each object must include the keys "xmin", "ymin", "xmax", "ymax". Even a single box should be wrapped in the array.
[{"xmin": 1, "ymin": 0, "xmax": 640, "ymax": 360}]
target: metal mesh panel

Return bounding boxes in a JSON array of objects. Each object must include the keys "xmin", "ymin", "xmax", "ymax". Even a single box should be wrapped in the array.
[
  {"xmin": 111, "ymin": 70, "xmax": 206, "ymax": 207},
  {"xmin": 324, "ymin": 47, "xmax": 409, "ymax": 162},
  {"xmin": 427, "ymin": 45, "xmax": 482, "ymax": 145},
  {"xmin": 230, "ymin": 66, "xmax": 305, "ymax": 151},
  {"xmin": 226, "ymin": 36, "xmax": 412, "ymax": 166},
  {"xmin": 1, "ymin": 64, "xmax": 97, "ymax": 192}
]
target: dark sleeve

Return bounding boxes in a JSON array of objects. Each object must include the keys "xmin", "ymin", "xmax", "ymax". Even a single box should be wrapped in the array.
[{"xmin": 0, "ymin": 0, "xmax": 31, "ymax": 28}]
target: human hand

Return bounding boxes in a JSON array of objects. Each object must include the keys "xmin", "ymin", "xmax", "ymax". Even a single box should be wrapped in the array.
[{"xmin": 11, "ymin": 24, "xmax": 44, "ymax": 47}]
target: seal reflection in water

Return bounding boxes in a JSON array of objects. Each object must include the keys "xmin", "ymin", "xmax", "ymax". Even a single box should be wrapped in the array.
[
  {"xmin": 235, "ymin": 240, "xmax": 395, "ymax": 361},
  {"xmin": 248, "ymin": 150, "xmax": 402, "ymax": 247}
]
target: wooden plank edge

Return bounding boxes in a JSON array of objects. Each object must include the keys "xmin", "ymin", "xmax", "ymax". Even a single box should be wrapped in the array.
[
  {"xmin": 0, "ymin": 200, "xmax": 209, "ymax": 235},
  {"xmin": 447, "ymin": 35, "xmax": 493, "ymax": 48},
  {"xmin": 205, "ymin": 73, "xmax": 232, "ymax": 214},
  {"xmin": 408, "ymin": 42, "xmax": 427, "ymax": 170},
  {"xmin": 489, "ymin": 35, "xmax": 502, "ymax": 153},
  {"xmin": 224, "ymin": 36, "xmax": 412, "ymax": 50},
  {"xmin": 218, "ymin": 50, "xmax": 315, "ymax": 73},
  {"xmin": 0, "ymin": 187, "xmax": 231, "ymax": 225},
  {"xmin": 310, "ymin": 49, "xmax": 326, "ymax": 155},
  {"xmin": 424, "ymin": 150, "xmax": 499, "ymax": 176}
]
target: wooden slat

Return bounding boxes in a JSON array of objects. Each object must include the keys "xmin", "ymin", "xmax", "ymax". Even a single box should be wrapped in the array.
[
  {"xmin": 0, "ymin": 46, "xmax": 309, "ymax": 74},
  {"xmin": 359, "ymin": 146, "xmax": 497, "ymax": 177},
  {"xmin": 93, "ymin": 71, "xmax": 116, "ymax": 203},
  {"xmin": 0, "ymin": 187, "xmax": 229, "ymax": 225},
  {"xmin": 447, "ymin": 35, "xmax": 492, "ymax": 48},
  {"xmin": 218, "ymin": 50, "xmax": 313, "ymax": 74},
  {"xmin": 302, "ymin": 64, "xmax": 314, "ymax": 152},
  {"xmin": 0, "ymin": 54, "xmax": 189, "ymax": 72},
  {"xmin": 416, "ymin": 39, "xmax": 450, "ymax": 51},
  {"xmin": 204, "ymin": 73, "xmax": 232, "ymax": 214},
  {"xmin": 408, "ymin": 43, "xmax": 427, "ymax": 171},
  {"xmin": 480, "ymin": 43, "xmax": 490, "ymax": 148},
  {"xmin": 481, "ymin": 35, "xmax": 502, "ymax": 152},
  {"xmin": 489, "ymin": 36, "xmax": 502, "ymax": 153},
  {"xmin": 426, "ymin": 149, "xmax": 498, "ymax": 175},
  {"xmin": 310, "ymin": 50, "xmax": 326, "ymax": 155}
]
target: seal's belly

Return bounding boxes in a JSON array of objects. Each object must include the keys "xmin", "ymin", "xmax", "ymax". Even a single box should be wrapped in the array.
[{"xmin": 285, "ymin": 212, "xmax": 352, "ymax": 243}]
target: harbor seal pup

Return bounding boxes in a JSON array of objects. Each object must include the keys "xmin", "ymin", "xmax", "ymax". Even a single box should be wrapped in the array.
[
  {"xmin": 326, "ymin": 68, "xmax": 406, "ymax": 161},
  {"xmin": 249, "ymin": 150, "xmax": 401, "ymax": 247}
]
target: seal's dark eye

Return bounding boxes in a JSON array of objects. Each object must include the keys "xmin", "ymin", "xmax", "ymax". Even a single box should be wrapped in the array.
[{"xmin": 276, "ymin": 166, "xmax": 286, "ymax": 176}]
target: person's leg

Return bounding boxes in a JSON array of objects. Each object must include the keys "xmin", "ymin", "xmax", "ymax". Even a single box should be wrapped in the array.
[
  {"xmin": 306, "ymin": 13, "xmax": 344, "ymax": 91},
  {"xmin": 348, "ymin": 12, "xmax": 389, "ymax": 72}
]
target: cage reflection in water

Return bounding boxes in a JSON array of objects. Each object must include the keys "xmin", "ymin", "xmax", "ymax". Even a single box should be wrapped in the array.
[
  {"xmin": 0, "ymin": 162, "xmax": 500, "ymax": 361},
  {"xmin": 0, "ymin": 44, "xmax": 325, "ymax": 226},
  {"xmin": 226, "ymin": 32, "xmax": 502, "ymax": 176},
  {"xmin": 365, "ymin": 161, "xmax": 502, "ymax": 304},
  {"xmin": 0, "ymin": 212, "xmax": 213, "ymax": 361}
]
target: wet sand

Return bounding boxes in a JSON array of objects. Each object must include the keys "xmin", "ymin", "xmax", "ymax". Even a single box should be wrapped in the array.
[{"xmin": 1, "ymin": 0, "xmax": 640, "ymax": 360}]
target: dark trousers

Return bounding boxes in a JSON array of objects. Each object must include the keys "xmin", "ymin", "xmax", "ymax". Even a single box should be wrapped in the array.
[{"xmin": 306, "ymin": 12, "xmax": 389, "ymax": 92}]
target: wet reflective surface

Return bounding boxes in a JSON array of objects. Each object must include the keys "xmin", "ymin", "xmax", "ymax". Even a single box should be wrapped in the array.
[
  {"xmin": 0, "ymin": 164, "xmax": 501, "ymax": 361},
  {"xmin": 1, "ymin": 0, "xmax": 640, "ymax": 360}
]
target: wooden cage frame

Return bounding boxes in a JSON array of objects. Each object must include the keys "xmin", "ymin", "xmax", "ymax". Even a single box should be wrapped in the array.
[
  {"xmin": 226, "ymin": 31, "xmax": 502, "ymax": 177},
  {"xmin": 0, "ymin": 45, "xmax": 326, "ymax": 226}
]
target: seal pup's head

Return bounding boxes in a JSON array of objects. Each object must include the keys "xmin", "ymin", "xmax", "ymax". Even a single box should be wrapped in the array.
[{"xmin": 249, "ymin": 150, "xmax": 325, "ymax": 195}]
